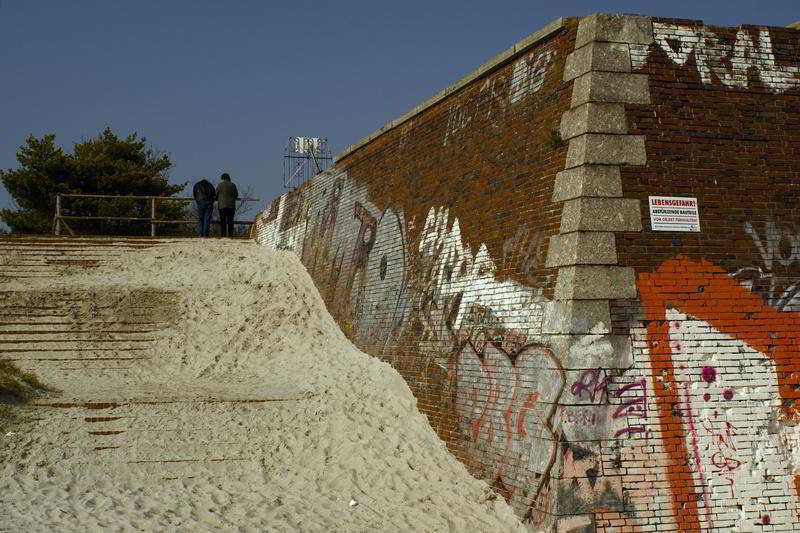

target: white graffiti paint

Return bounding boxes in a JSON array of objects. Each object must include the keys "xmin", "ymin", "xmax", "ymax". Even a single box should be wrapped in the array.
[
  {"xmin": 509, "ymin": 50, "xmax": 555, "ymax": 104},
  {"xmin": 744, "ymin": 220, "xmax": 800, "ymax": 271},
  {"xmin": 501, "ymin": 223, "xmax": 546, "ymax": 284},
  {"xmin": 778, "ymin": 422, "xmax": 800, "ymax": 475},
  {"xmin": 442, "ymin": 48, "xmax": 554, "ymax": 146},
  {"xmin": 398, "ymin": 119, "xmax": 414, "ymax": 152},
  {"xmin": 418, "ymin": 207, "xmax": 545, "ymax": 334},
  {"xmin": 735, "ymin": 220, "xmax": 800, "ymax": 310},
  {"xmin": 351, "ymin": 208, "xmax": 410, "ymax": 351},
  {"xmin": 650, "ymin": 23, "xmax": 800, "ymax": 93},
  {"xmin": 478, "ymin": 74, "xmax": 508, "ymax": 127},
  {"xmin": 443, "ymin": 103, "xmax": 473, "ymax": 146},
  {"xmin": 667, "ymin": 309, "xmax": 797, "ymax": 529},
  {"xmin": 253, "ymin": 195, "xmax": 307, "ymax": 252}
]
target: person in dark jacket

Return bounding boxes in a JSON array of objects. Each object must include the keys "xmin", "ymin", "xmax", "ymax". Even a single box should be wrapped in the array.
[
  {"xmin": 216, "ymin": 173, "xmax": 239, "ymax": 238},
  {"xmin": 192, "ymin": 178, "xmax": 216, "ymax": 237}
]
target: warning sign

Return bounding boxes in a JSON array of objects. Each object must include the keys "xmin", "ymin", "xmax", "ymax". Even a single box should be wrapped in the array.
[{"xmin": 648, "ymin": 196, "xmax": 700, "ymax": 232}]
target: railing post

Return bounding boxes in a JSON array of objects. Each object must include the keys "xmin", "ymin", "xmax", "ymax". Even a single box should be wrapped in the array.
[
  {"xmin": 150, "ymin": 198, "xmax": 156, "ymax": 237},
  {"xmin": 55, "ymin": 195, "xmax": 61, "ymax": 236}
]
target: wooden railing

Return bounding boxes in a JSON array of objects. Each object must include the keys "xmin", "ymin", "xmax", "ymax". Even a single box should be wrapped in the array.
[{"xmin": 54, "ymin": 194, "xmax": 260, "ymax": 237}]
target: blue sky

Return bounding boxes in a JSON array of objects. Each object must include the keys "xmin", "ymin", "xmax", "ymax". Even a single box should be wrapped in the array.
[{"xmin": 0, "ymin": 1, "xmax": 797, "ymax": 223}]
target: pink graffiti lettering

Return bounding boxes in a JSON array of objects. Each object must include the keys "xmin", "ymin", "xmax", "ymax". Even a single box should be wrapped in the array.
[
  {"xmin": 570, "ymin": 368, "xmax": 612, "ymax": 403},
  {"xmin": 612, "ymin": 379, "xmax": 648, "ymax": 438},
  {"xmin": 614, "ymin": 425, "xmax": 646, "ymax": 438}
]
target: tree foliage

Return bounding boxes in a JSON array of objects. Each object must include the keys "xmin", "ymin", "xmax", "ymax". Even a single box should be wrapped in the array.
[{"xmin": 1, "ymin": 128, "xmax": 188, "ymax": 235}]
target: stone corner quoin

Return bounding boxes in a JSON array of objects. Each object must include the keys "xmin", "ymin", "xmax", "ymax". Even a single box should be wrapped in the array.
[{"xmin": 252, "ymin": 12, "xmax": 800, "ymax": 532}]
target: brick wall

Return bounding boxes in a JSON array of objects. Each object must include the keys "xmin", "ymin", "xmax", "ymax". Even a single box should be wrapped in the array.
[
  {"xmin": 255, "ymin": 18, "xmax": 576, "ymax": 527},
  {"xmin": 609, "ymin": 17, "xmax": 800, "ymax": 533},
  {"xmin": 254, "ymin": 14, "xmax": 800, "ymax": 532}
]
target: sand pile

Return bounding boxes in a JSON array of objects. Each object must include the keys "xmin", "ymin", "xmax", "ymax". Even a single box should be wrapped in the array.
[{"xmin": 0, "ymin": 240, "xmax": 526, "ymax": 532}]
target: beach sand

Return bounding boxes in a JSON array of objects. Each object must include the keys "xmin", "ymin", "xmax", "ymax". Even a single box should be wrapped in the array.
[{"xmin": 0, "ymin": 240, "xmax": 526, "ymax": 532}]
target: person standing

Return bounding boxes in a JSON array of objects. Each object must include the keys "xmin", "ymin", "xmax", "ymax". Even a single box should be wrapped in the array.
[
  {"xmin": 192, "ymin": 177, "xmax": 215, "ymax": 237},
  {"xmin": 216, "ymin": 172, "xmax": 239, "ymax": 238}
]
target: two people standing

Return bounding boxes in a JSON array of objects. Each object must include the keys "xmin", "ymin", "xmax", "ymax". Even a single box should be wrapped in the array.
[
  {"xmin": 216, "ymin": 173, "xmax": 238, "ymax": 238},
  {"xmin": 192, "ymin": 173, "xmax": 239, "ymax": 238}
]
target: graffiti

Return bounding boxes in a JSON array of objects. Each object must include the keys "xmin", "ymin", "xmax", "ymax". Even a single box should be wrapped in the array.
[
  {"xmin": 265, "ymin": 197, "xmax": 280, "ymax": 222},
  {"xmin": 571, "ymin": 368, "xmax": 612, "ymax": 404},
  {"xmin": 675, "ymin": 358, "xmax": 747, "ymax": 526},
  {"xmin": 257, "ymin": 174, "xmax": 605, "ymax": 525},
  {"xmin": 305, "ymin": 180, "xmax": 344, "ymax": 279},
  {"xmin": 278, "ymin": 189, "xmax": 304, "ymax": 232},
  {"xmin": 454, "ymin": 336, "xmax": 565, "ymax": 520},
  {"xmin": 417, "ymin": 206, "xmax": 545, "ymax": 341},
  {"xmin": 612, "ymin": 379, "xmax": 647, "ymax": 438},
  {"xmin": 271, "ymin": 188, "xmax": 310, "ymax": 251},
  {"xmin": 342, "ymin": 201, "xmax": 377, "ymax": 313},
  {"xmin": 649, "ymin": 23, "xmax": 800, "ymax": 93},
  {"xmin": 443, "ymin": 47, "xmax": 555, "ymax": 146},
  {"xmin": 735, "ymin": 219, "xmax": 800, "ymax": 310},
  {"xmin": 563, "ymin": 409, "xmax": 600, "ymax": 426},
  {"xmin": 500, "ymin": 329, "xmax": 527, "ymax": 355},
  {"xmin": 353, "ymin": 208, "xmax": 410, "ymax": 352},
  {"xmin": 478, "ymin": 74, "xmax": 509, "ymax": 127},
  {"xmin": 509, "ymin": 49, "xmax": 556, "ymax": 104},
  {"xmin": 443, "ymin": 103, "xmax": 473, "ymax": 146},
  {"xmin": 501, "ymin": 223, "xmax": 546, "ymax": 285},
  {"xmin": 398, "ymin": 119, "xmax": 414, "ymax": 152},
  {"xmin": 569, "ymin": 368, "xmax": 647, "ymax": 438},
  {"xmin": 639, "ymin": 257, "xmax": 800, "ymax": 531},
  {"xmin": 677, "ymin": 362, "xmax": 714, "ymax": 526}
]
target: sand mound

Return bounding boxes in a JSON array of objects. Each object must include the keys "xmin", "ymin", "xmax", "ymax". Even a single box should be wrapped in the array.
[{"xmin": 0, "ymin": 240, "xmax": 526, "ymax": 532}]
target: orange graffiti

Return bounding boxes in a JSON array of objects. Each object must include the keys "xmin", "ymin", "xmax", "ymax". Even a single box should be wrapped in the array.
[{"xmin": 638, "ymin": 256, "xmax": 800, "ymax": 532}]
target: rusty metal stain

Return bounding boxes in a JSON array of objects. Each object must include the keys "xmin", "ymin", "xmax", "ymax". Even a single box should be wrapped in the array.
[
  {"xmin": 0, "ymin": 348, "xmax": 147, "ymax": 352},
  {"xmin": 37, "ymin": 402, "xmax": 122, "ymax": 409},
  {"xmin": 33, "ymin": 396, "xmax": 315, "ymax": 410},
  {"xmin": 126, "ymin": 458, "xmax": 246, "ymax": 464},
  {"xmin": 6, "ymin": 357, "xmax": 145, "ymax": 362},
  {"xmin": 85, "ymin": 417, "xmax": 125, "ymax": 422},
  {"xmin": 0, "ymin": 338, "xmax": 156, "ymax": 344},
  {"xmin": 0, "ymin": 330, "xmax": 160, "ymax": 335}
]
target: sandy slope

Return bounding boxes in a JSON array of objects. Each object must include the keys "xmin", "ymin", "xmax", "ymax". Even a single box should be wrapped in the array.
[{"xmin": 0, "ymin": 240, "xmax": 526, "ymax": 533}]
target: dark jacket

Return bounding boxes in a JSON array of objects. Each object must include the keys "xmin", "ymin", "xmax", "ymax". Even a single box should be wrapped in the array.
[
  {"xmin": 193, "ymin": 179, "xmax": 216, "ymax": 203},
  {"xmin": 216, "ymin": 180, "xmax": 239, "ymax": 209}
]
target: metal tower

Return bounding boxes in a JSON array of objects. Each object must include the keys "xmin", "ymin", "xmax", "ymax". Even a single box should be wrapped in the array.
[{"xmin": 283, "ymin": 136, "xmax": 332, "ymax": 189}]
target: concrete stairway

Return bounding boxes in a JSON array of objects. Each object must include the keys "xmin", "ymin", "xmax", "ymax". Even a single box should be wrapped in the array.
[
  {"xmin": 0, "ymin": 237, "xmax": 285, "ymax": 480},
  {"xmin": 0, "ymin": 236, "xmax": 171, "ymax": 378}
]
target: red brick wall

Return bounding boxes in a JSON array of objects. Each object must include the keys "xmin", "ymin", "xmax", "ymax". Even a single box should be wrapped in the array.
[
  {"xmin": 254, "ymin": 20, "xmax": 577, "ymax": 524},
  {"xmin": 611, "ymin": 18, "xmax": 800, "ymax": 532},
  {"xmin": 254, "ymin": 15, "xmax": 800, "ymax": 531}
]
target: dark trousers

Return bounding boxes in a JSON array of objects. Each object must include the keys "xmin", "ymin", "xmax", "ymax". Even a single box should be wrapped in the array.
[
  {"xmin": 219, "ymin": 207, "xmax": 235, "ymax": 237},
  {"xmin": 196, "ymin": 201, "xmax": 214, "ymax": 237}
]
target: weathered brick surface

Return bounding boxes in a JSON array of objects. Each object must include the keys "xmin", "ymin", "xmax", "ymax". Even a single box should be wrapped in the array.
[
  {"xmin": 253, "ymin": 14, "xmax": 800, "ymax": 532},
  {"xmin": 254, "ymin": 19, "xmax": 577, "ymax": 527},
  {"xmin": 611, "ymin": 17, "xmax": 800, "ymax": 533}
]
